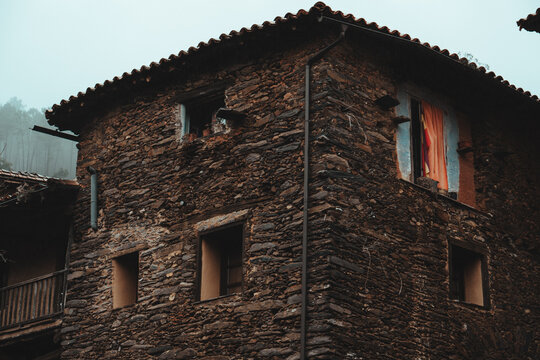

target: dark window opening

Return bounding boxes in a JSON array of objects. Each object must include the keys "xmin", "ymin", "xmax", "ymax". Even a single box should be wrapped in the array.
[
  {"xmin": 184, "ymin": 93, "xmax": 226, "ymax": 138},
  {"xmin": 449, "ymin": 244, "xmax": 488, "ymax": 307},
  {"xmin": 199, "ymin": 225, "xmax": 243, "ymax": 301},
  {"xmin": 112, "ymin": 252, "xmax": 139, "ymax": 309}
]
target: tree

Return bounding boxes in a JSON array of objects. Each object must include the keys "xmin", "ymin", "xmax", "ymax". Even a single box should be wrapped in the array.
[
  {"xmin": 0, "ymin": 98, "xmax": 77, "ymax": 178},
  {"xmin": 0, "ymin": 157, "xmax": 12, "ymax": 171},
  {"xmin": 0, "ymin": 144, "xmax": 12, "ymax": 170}
]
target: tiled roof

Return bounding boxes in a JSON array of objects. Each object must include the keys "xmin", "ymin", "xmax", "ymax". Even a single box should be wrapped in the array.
[
  {"xmin": 517, "ymin": 8, "xmax": 540, "ymax": 32},
  {"xmin": 0, "ymin": 169, "xmax": 78, "ymax": 187},
  {"xmin": 46, "ymin": 2, "xmax": 539, "ymax": 129},
  {"xmin": 0, "ymin": 169, "xmax": 78, "ymax": 204}
]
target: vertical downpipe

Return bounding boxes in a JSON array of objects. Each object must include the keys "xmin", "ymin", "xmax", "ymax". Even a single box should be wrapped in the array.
[
  {"xmin": 87, "ymin": 166, "xmax": 98, "ymax": 231},
  {"xmin": 300, "ymin": 25, "xmax": 347, "ymax": 360},
  {"xmin": 300, "ymin": 63, "xmax": 311, "ymax": 360}
]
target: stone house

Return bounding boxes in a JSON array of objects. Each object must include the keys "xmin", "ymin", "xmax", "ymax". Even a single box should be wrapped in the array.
[
  {"xmin": 4, "ymin": 2, "xmax": 539, "ymax": 359},
  {"xmin": 0, "ymin": 170, "xmax": 78, "ymax": 359}
]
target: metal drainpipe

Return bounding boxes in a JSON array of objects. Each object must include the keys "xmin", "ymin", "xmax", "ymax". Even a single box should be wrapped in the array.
[
  {"xmin": 301, "ymin": 24, "xmax": 348, "ymax": 360},
  {"xmin": 87, "ymin": 166, "xmax": 98, "ymax": 231}
]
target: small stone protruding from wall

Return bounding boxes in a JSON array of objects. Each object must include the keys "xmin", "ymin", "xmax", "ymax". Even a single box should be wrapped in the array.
[{"xmin": 416, "ymin": 176, "xmax": 439, "ymax": 194}]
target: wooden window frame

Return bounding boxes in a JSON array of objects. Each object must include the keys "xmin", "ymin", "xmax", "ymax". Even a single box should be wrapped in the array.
[
  {"xmin": 178, "ymin": 86, "xmax": 227, "ymax": 139},
  {"xmin": 448, "ymin": 241, "xmax": 490, "ymax": 309},
  {"xmin": 196, "ymin": 222, "xmax": 244, "ymax": 302}
]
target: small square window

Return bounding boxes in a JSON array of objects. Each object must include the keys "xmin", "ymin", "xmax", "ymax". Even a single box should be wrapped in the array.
[
  {"xmin": 199, "ymin": 225, "xmax": 243, "ymax": 301},
  {"xmin": 112, "ymin": 252, "xmax": 139, "ymax": 308},
  {"xmin": 181, "ymin": 92, "xmax": 226, "ymax": 138},
  {"xmin": 449, "ymin": 244, "xmax": 488, "ymax": 307}
]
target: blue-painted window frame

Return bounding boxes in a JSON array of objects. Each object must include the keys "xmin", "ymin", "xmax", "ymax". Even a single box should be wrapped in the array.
[{"xmin": 395, "ymin": 85, "xmax": 460, "ymax": 194}]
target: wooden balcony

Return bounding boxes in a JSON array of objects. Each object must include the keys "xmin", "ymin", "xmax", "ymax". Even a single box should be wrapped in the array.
[{"xmin": 0, "ymin": 270, "xmax": 67, "ymax": 330}]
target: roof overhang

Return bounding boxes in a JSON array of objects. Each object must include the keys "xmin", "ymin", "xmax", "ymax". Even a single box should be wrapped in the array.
[
  {"xmin": 0, "ymin": 169, "xmax": 79, "ymax": 210},
  {"xmin": 517, "ymin": 8, "xmax": 540, "ymax": 33},
  {"xmin": 45, "ymin": 2, "xmax": 540, "ymax": 133}
]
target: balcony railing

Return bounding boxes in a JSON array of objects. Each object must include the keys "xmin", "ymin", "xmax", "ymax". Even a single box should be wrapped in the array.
[{"xmin": 0, "ymin": 269, "xmax": 67, "ymax": 330}]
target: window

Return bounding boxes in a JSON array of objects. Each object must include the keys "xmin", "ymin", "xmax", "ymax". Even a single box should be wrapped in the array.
[
  {"xmin": 181, "ymin": 92, "xmax": 226, "ymax": 139},
  {"xmin": 112, "ymin": 252, "xmax": 138, "ymax": 308},
  {"xmin": 199, "ymin": 225, "xmax": 243, "ymax": 301},
  {"xmin": 449, "ymin": 244, "xmax": 488, "ymax": 307},
  {"xmin": 410, "ymin": 99, "xmax": 449, "ymax": 192},
  {"xmin": 395, "ymin": 88, "xmax": 476, "ymax": 206}
]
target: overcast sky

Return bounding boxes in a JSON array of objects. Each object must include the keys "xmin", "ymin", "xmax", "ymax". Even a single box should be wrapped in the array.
[{"xmin": 1, "ymin": 0, "xmax": 538, "ymax": 111}]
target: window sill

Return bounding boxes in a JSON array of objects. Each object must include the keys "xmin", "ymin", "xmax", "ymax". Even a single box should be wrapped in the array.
[
  {"xmin": 449, "ymin": 299, "xmax": 491, "ymax": 312},
  {"xmin": 180, "ymin": 131, "xmax": 233, "ymax": 150},
  {"xmin": 398, "ymin": 179, "xmax": 491, "ymax": 217},
  {"xmin": 194, "ymin": 293, "xmax": 241, "ymax": 305},
  {"xmin": 111, "ymin": 302, "xmax": 137, "ymax": 311}
]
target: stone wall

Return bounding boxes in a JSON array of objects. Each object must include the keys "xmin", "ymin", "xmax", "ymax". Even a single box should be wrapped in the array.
[
  {"xmin": 311, "ymin": 40, "xmax": 539, "ymax": 359},
  {"xmin": 61, "ymin": 31, "xmax": 339, "ymax": 359},
  {"xmin": 59, "ymin": 27, "xmax": 539, "ymax": 360}
]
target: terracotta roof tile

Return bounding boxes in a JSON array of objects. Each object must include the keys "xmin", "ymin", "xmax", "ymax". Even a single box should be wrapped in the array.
[
  {"xmin": 0, "ymin": 169, "xmax": 79, "ymax": 187},
  {"xmin": 0, "ymin": 169, "xmax": 78, "ymax": 204},
  {"xmin": 46, "ymin": 2, "xmax": 539, "ymax": 127},
  {"xmin": 517, "ymin": 8, "xmax": 540, "ymax": 32}
]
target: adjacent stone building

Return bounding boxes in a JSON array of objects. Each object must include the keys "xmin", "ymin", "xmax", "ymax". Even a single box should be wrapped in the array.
[
  {"xmin": 0, "ymin": 170, "xmax": 78, "ymax": 359},
  {"xmin": 5, "ymin": 2, "xmax": 538, "ymax": 359}
]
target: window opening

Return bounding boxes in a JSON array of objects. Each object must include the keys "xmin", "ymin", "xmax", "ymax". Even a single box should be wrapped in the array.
[
  {"xmin": 199, "ymin": 225, "xmax": 243, "ymax": 301},
  {"xmin": 182, "ymin": 93, "xmax": 226, "ymax": 139},
  {"xmin": 410, "ymin": 99, "xmax": 448, "ymax": 191},
  {"xmin": 449, "ymin": 244, "xmax": 487, "ymax": 307},
  {"xmin": 112, "ymin": 252, "xmax": 138, "ymax": 308}
]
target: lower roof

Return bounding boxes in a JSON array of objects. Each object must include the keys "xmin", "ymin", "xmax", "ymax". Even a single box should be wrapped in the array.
[{"xmin": 0, "ymin": 169, "xmax": 78, "ymax": 205}]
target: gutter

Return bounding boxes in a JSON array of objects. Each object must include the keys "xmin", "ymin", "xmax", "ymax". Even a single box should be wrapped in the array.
[
  {"xmin": 31, "ymin": 125, "xmax": 80, "ymax": 142},
  {"xmin": 301, "ymin": 24, "xmax": 348, "ymax": 360}
]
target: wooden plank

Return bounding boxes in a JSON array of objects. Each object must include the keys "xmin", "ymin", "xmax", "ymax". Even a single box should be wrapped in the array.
[
  {"xmin": 43, "ymin": 278, "xmax": 50, "ymax": 317},
  {"xmin": 31, "ymin": 281, "xmax": 38, "ymax": 319},
  {"xmin": 14, "ymin": 287, "xmax": 20, "ymax": 324},
  {"xmin": 0, "ymin": 290, "xmax": 6, "ymax": 327},
  {"xmin": 20, "ymin": 283, "xmax": 28, "ymax": 323},
  {"xmin": 0, "ymin": 269, "xmax": 67, "ymax": 292},
  {"xmin": 10, "ymin": 287, "xmax": 18, "ymax": 325},
  {"xmin": 25, "ymin": 283, "xmax": 32, "ymax": 322},
  {"xmin": 37, "ymin": 279, "xmax": 44, "ymax": 318}
]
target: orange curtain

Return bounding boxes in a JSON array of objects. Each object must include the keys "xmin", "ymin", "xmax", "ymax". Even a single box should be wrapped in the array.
[{"xmin": 421, "ymin": 101, "xmax": 448, "ymax": 190}]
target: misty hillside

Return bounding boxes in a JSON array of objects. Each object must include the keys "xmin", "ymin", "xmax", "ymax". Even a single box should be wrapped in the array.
[{"xmin": 0, "ymin": 98, "xmax": 77, "ymax": 179}]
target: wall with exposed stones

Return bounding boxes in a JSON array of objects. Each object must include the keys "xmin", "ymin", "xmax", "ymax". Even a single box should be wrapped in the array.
[
  {"xmin": 309, "ymin": 39, "xmax": 539, "ymax": 359},
  {"xmin": 61, "ymin": 30, "xmax": 342, "ymax": 360},
  {"xmin": 59, "ymin": 26, "xmax": 539, "ymax": 360}
]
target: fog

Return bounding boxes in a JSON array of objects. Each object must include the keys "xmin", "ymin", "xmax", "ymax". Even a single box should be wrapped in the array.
[{"xmin": 0, "ymin": 98, "xmax": 77, "ymax": 179}]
